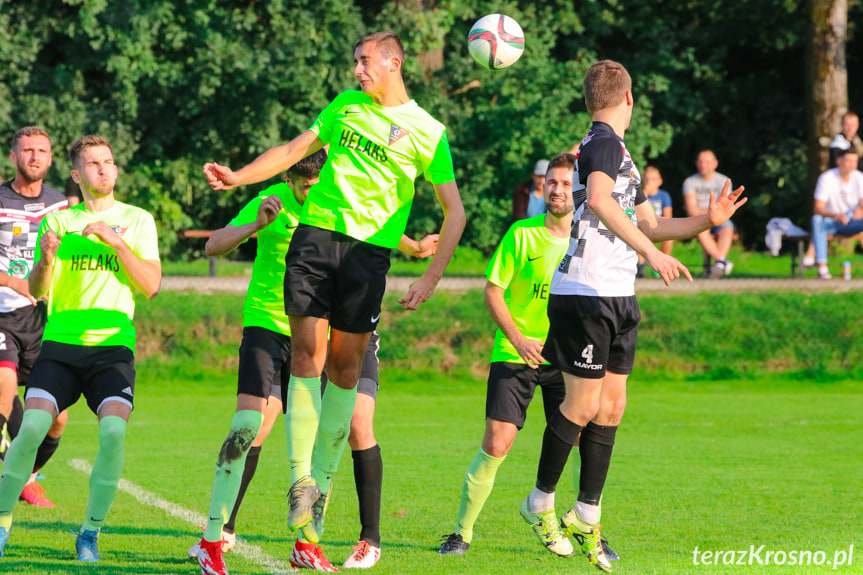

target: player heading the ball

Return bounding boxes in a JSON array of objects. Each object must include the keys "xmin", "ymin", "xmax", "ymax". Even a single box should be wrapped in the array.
[{"xmin": 201, "ymin": 31, "xmax": 465, "ymax": 575}]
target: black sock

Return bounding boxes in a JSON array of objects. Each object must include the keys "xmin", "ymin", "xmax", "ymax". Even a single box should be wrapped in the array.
[
  {"xmin": 536, "ymin": 409, "xmax": 583, "ymax": 493},
  {"xmin": 224, "ymin": 445, "xmax": 262, "ymax": 534},
  {"xmin": 33, "ymin": 434, "xmax": 62, "ymax": 472},
  {"xmin": 0, "ymin": 413, "xmax": 6, "ymax": 461},
  {"xmin": 578, "ymin": 422, "xmax": 618, "ymax": 505},
  {"xmin": 353, "ymin": 444, "xmax": 382, "ymax": 548},
  {"xmin": 7, "ymin": 395, "xmax": 23, "ymax": 439}
]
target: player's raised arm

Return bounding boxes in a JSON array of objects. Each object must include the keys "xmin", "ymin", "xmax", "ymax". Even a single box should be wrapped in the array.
[
  {"xmin": 204, "ymin": 131, "xmax": 323, "ymax": 191},
  {"xmin": 206, "ymin": 196, "xmax": 284, "ymax": 257},
  {"xmin": 80, "ymin": 221, "xmax": 161, "ymax": 299},
  {"xmin": 587, "ymin": 171, "xmax": 691, "ymax": 285},
  {"xmin": 398, "ymin": 180, "xmax": 465, "ymax": 310},
  {"xmin": 637, "ymin": 179, "xmax": 746, "ymax": 242},
  {"xmin": 29, "ymin": 228, "xmax": 61, "ymax": 300}
]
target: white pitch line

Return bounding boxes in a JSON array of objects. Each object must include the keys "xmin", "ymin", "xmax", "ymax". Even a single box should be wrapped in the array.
[{"xmin": 68, "ymin": 459, "xmax": 294, "ymax": 574}]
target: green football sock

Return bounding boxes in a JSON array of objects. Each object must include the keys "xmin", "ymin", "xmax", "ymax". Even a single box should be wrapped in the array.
[
  {"xmin": 204, "ymin": 410, "xmax": 263, "ymax": 542},
  {"xmin": 286, "ymin": 376, "xmax": 322, "ymax": 484},
  {"xmin": 455, "ymin": 447, "xmax": 506, "ymax": 543},
  {"xmin": 82, "ymin": 416, "xmax": 128, "ymax": 532},
  {"xmin": 310, "ymin": 383, "xmax": 357, "ymax": 494},
  {"xmin": 0, "ymin": 409, "xmax": 52, "ymax": 530}
]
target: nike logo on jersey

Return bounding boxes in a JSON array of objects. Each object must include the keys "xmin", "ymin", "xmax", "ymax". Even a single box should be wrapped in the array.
[
  {"xmin": 528, "ymin": 255, "xmax": 543, "ymax": 262},
  {"xmin": 344, "ymin": 110, "xmax": 359, "ymax": 115},
  {"xmin": 370, "ymin": 312, "xmax": 381, "ymax": 323}
]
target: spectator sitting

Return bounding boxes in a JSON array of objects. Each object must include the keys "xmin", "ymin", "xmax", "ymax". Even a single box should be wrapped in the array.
[
  {"xmin": 829, "ymin": 111, "xmax": 863, "ymax": 168},
  {"xmin": 810, "ymin": 149, "xmax": 863, "ymax": 279},
  {"xmin": 512, "ymin": 159, "xmax": 549, "ymax": 221},
  {"xmin": 637, "ymin": 165, "xmax": 674, "ymax": 277},
  {"xmin": 683, "ymin": 150, "xmax": 735, "ymax": 278}
]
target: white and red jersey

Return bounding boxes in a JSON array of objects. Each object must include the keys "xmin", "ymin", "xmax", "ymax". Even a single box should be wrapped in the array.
[
  {"xmin": 0, "ymin": 180, "xmax": 67, "ymax": 312},
  {"xmin": 551, "ymin": 122, "xmax": 646, "ymax": 297}
]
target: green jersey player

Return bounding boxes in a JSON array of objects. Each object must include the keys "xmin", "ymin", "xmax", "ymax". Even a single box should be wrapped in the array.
[
  {"xmin": 195, "ymin": 151, "xmax": 438, "ymax": 574},
  {"xmin": 202, "ymin": 31, "xmax": 464, "ymax": 574},
  {"xmin": 0, "ymin": 135, "xmax": 161, "ymax": 561},
  {"xmin": 439, "ymin": 153, "xmax": 573, "ymax": 556}
]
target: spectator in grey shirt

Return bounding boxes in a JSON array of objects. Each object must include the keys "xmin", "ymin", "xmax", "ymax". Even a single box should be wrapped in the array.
[{"xmin": 682, "ymin": 150, "xmax": 735, "ymax": 278}]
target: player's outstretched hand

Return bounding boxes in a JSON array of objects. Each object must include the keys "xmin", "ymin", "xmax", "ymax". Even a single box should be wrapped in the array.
[
  {"xmin": 646, "ymin": 251, "xmax": 692, "ymax": 286},
  {"xmin": 203, "ymin": 162, "xmax": 240, "ymax": 191},
  {"xmin": 414, "ymin": 234, "xmax": 439, "ymax": 258},
  {"xmin": 399, "ymin": 274, "xmax": 438, "ymax": 311},
  {"xmin": 256, "ymin": 195, "xmax": 283, "ymax": 230},
  {"xmin": 707, "ymin": 180, "xmax": 747, "ymax": 227},
  {"xmin": 513, "ymin": 336, "xmax": 545, "ymax": 369},
  {"xmin": 82, "ymin": 222, "xmax": 125, "ymax": 250},
  {"xmin": 39, "ymin": 230, "xmax": 62, "ymax": 264}
]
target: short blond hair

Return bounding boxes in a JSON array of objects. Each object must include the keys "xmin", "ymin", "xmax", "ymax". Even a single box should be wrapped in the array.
[{"xmin": 583, "ymin": 60, "xmax": 631, "ymax": 114}]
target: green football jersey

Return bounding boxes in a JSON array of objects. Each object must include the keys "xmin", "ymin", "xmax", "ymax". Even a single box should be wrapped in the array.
[
  {"xmin": 228, "ymin": 183, "xmax": 302, "ymax": 335},
  {"xmin": 485, "ymin": 215, "xmax": 569, "ymax": 364},
  {"xmin": 34, "ymin": 201, "xmax": 160, "ymax": 352},
  {"xmin": 305, "ymin": 90, "xmax": 455, "ymax": 248}
]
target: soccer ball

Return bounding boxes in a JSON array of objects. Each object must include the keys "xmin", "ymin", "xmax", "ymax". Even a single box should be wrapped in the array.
[{"xmin": 468, "ymin": 14, "xmax": 525, "ymax": 71}]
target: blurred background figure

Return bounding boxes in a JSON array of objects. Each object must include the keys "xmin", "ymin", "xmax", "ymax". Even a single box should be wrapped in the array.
[{"xmin": 513, "ymin": 159, "xmax": 549, "ymax": 222}]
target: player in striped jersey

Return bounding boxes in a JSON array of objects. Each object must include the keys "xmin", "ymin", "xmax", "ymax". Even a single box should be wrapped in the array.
[
  {"xmin": 0, "ymin": 127, "xmax": 69, "ymax": 508},
  {"xmin": 522, "ymin": 61, "xmax": 746, "ymax": 572}
]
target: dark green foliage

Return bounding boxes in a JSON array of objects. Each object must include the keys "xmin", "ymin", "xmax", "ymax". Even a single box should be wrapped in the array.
[{"xmin": 1, "ymin": 0, "xmax": 860, "ymax": 257}]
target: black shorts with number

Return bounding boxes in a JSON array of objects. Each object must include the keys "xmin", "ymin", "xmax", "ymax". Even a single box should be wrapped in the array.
[
  {"xmin": 25, "ymin": 341, "xmax": 136, "ymax": 414},
  {"xmin": 544, "ymin": 294, "xmax": 641, "ymax": 379},
  {"xmin": 284, "ymin": 224, "xmax": 391, "ymax": 333},
  {"xmin": 0, "ymin": 302, "xmax": 47, "ymax": 387},
  {"xmin": 486, "ymin": 362, "xmax": 566, "ymax": 429}
]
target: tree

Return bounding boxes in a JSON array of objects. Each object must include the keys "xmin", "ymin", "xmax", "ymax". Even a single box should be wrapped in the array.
[{"xmin": 807, "ymin": 0, "xmax": 849, "ymax": 192}]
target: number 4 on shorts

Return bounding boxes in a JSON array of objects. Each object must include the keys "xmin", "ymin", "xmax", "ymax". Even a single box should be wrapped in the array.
[{"xmin": 581, "ymin": 344, "xmax": 594, "ymax": 364}]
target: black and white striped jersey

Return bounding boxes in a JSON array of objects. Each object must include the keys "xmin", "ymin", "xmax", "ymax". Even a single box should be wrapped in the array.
[
  {"xmin": 0, "ymin": 181, "xmax": 67, "ymax": 312},
  {"xmin": 551, "ymin": 122, "xmax": 646, "ymax": 297}
]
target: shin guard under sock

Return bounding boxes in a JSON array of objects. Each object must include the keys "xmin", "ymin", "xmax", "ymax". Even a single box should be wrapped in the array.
[{"xmin": 535, "ymin": 409, "xmax": 583, "ymax": 494}]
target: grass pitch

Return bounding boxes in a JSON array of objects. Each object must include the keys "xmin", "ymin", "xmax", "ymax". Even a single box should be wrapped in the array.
[{"xmin": 1, "ymin": 291, "xmax": 861, "ymax": 574}]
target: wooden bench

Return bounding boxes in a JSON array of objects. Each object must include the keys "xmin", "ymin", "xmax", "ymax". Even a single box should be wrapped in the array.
[{"xmin": 776, "ymin": 231, "xmax": 863, "ymax": 279}]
